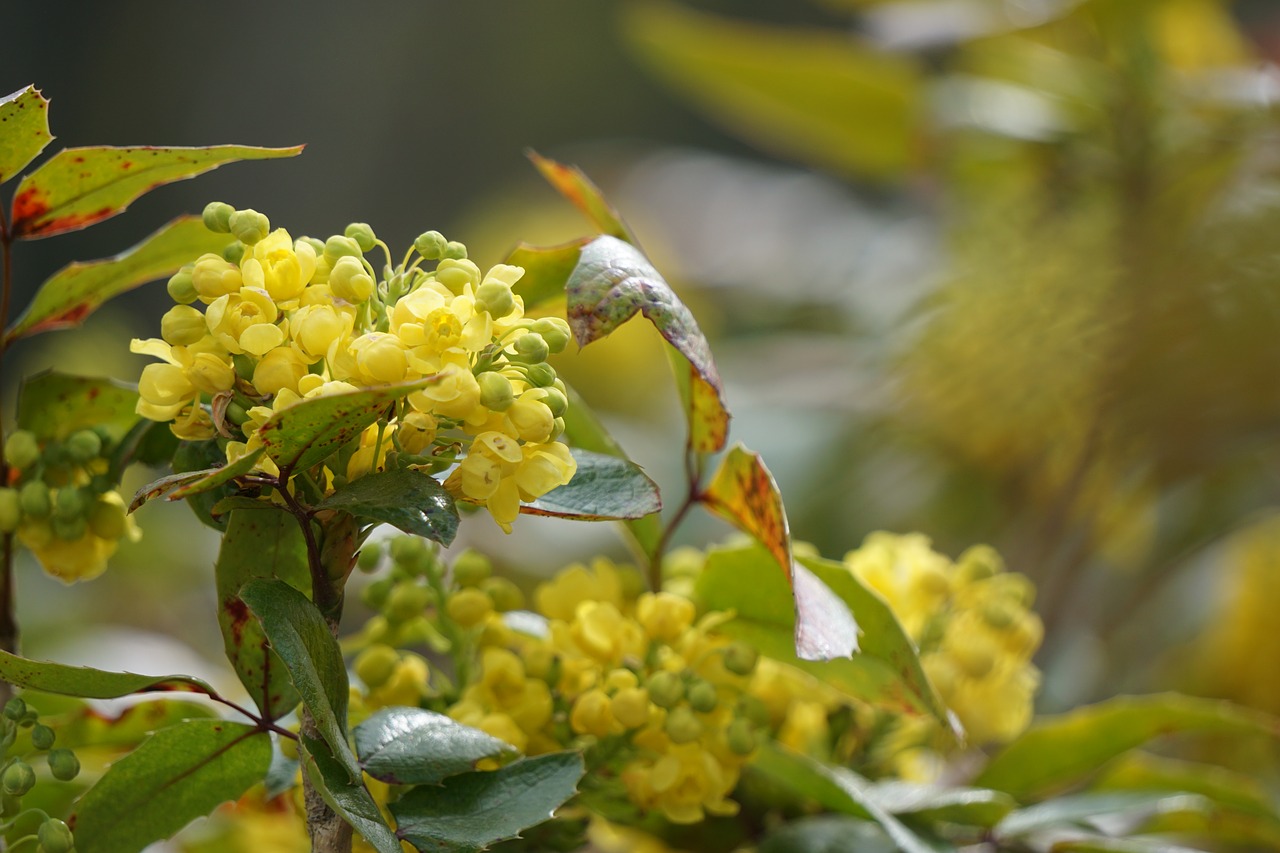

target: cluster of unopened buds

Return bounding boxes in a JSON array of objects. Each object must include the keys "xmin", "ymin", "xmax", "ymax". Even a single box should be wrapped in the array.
[
  {"xmin": 131, "ymin": 203, "xmax": 577, "ymax": 530},
  {"xmin": 0, "ymin": 428, "xmax": 136, "ymax": 582},
  {"xmin": 0, "ymin": 697, "xmax": 80, "ymax": 853}
]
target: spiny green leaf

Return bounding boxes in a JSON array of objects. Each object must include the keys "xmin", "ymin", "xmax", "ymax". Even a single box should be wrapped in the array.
[
  {"xmin": 71, "ymin": 720, "xmax": 271, "ymax": 853},
  {"xmin": 215, "ymin": 513, "xmax": 308, "ymax": 722},
  {"xmin": 7, "ymin": 216, "xmax": 231, "ymax": 341},
  {"xmin": 0, "ymin": 86, "xmax": 52, "ymax": 185},
  {"xmin": 300, "ymin": 734, "xmax": 402, "ymax": 853},
  {"xmin": 389, "ymin": 752, "xmax": 585, "ymax": 853},
  {"xmin": 528, "ymin": 151, "xmax": 633, "ymax": 240},
  {"xmin": 520, "ymin": 448, "xmax": 661, "ymax": 520},
  {"xmin": 16, "ymin": 372, "xmax": 138, "ymax": 442},
  {"xmin": 0, "ymin": 648, "xmax": 213, "ymax": 699},
  {"xmin": 506, "ymin": 240, "xmax": 586, "ymax": 310},
  {"xmin": 318, "ymin": 468, "xmax": 458, "ymax": 545},
  {"xmin": 11, "ymin": 143, "xmax": 302, "ymax": 239},
  {"xmin": 354, "ymin": 707, "xmax": 515, "ymax": 786},
  {"xmin": 241, "ymin": 579, "xmax": 358, "ymax": 780}
]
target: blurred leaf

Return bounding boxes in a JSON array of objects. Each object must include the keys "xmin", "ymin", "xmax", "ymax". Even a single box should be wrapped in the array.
[
  {"xmin": 112, "ymin": 416, "xmax": 180, "ymax": 471},
  {"xmin": 318, "ymin": 468, "xmax": 458, "ymax": 545},
  {"xmin": 865, "ymin": 780, "xmax": 1015, "ymax": 828},
  {"xmin": 72, "ymin": 720, "xmax": 271, "ymax": 853},
  {"xmin": 16, "ymin": 372, "xmax": 138, "ymax": 442},
  {"xmin": 7, "ymin": 216, "xmax": 230, "ymax": 341},
  {"xmin": 529, "ymin": 151, "xmax": 633, "ymax": 240},
  {"xmin": 354, "ymin": 707, "xmax": 515, "ymax": 786},
  {"xmin": 506, "ymin": 239, "xmax": 586, "ymax": 310},
  {"xmin": 10, "ymin": 143, "xmax": 302, "ymax": 239},
  {"xmin": 976, "ymin": 694, "xmax": 1280, "ymax": 801},
  {"xmin": 520, "ymin": 448, "xmax": 661, "ymax": 520},
  {"xmin": 0, "ymin": 86, "xmax": 52, "ymax": 184},
  {"xmin": 46, "ymin": 699, "xmax": 218, "ymax": 750},
  {"xmin": 389, "ymin": 752, "xmax": 585, "ymax": 853},
  {"xmin": 214, "ymin": 512, "xmax": 307, "ymax": 722},
  {"xmin": 996, "ymin": 791, "xmax": 1207, "ymax": 838},
  {"xmin": 759, "ymin": 816, "xmax": 897, "ymax": 853},
  {"xmin": 623, "ymin": 0, "xmax": 922, "ymax": 179},
  {"xmin": 1049, "ymin": 838, "xmax": 1205, "ymax": 853},
  {"xmin": 299, "ymin": 734, "xmax": 402, "ymax": 853},
  {"xmin": 1093, "ymin": 752, "xmax": 1279, "ymax": 823},
  {"xmin": 0, "ymin": 648, "xmax": 213, "ymax": 699},
  {"xmin": 241, "ymin": 579, "xmax": 358, "ymax": 780}
]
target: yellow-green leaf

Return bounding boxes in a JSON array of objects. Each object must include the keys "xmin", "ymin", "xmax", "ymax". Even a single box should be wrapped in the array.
[
  {"xmin": 0, "ymin": 86, "xmax": 52, "ymax": 184},
  {"xmin": 529, "ymin": 151, "xmax": 633, "ymax": 240},
  {"xmin": 16, "ymin": 372, "xmax": 138, "ymax": 442}
]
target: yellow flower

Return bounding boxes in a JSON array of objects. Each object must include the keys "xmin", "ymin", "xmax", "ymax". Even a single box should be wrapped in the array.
[
  {"xmin": 241, "ymin": 228, "xmax": 314, "ymax": 303},
  {"xmin": 206, "ymin": 289, "xmax": 282, "ymax": 356},
  {"xmin": 571, "ymin": 688, "xmax": 620, "ymax": 738},
  {"xmin": 288, "ymin": 303, "xmax": 348, "ymax": 362},
  {"xmin": 253, "ymin": 347, "xmax": 309, "ymax": 397},
  {"xmin": 191, "ymin": 253, "xmax": 243, "ymax": 302},
  {"xmin": 349, "ymin": 333, "xmax": 408, "ymax": 384},
  {"xmin": 636, "ymin": 593, "xmax": 696, "ymax": 644},
  {"xmin": 622, "ymin": 742, "xmax": 741, "ymax": 825},
  {"xmin": 364, "ymin": 655, "xmax": 430, "ymax": 710},
  {"xmin": 409, "ymin": 363, "xmax": 481, "ymax": 420},
  {"xmin": 535, "ymin": 558, "xmax": 630, "ymax": 621}
]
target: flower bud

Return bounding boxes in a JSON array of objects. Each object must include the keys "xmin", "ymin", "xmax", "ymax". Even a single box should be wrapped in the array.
[
  {"xmin": 30, "ymin": 724, "xmax": 55, "ymax": 750},
  {"xmin": 329, "ymin": 256, "xmax": 374, "ymax": 303},
  {"xmin": 511, "ymin": 333, "xmax": 549, "ymax": 365},
  {"xmin": 477, "ymin": 372, "xmax": 514, "ymax": 412},
  {"xmin": 723, "ymin": 642, "xmax": 759, "ymax": 676},
  {"xmin": 451, "ymin": 549, "xmax": 492, "ymax": 587},
  {"xmin": 386, "ymin": 582, "xmax": 431, "ymax": 622},
  {"xmin": 160, "ymin": 305, "xmax": 207, "ymax": 347},
  {"xmin": 531, "ymin": 387, "xmax": 568, "ymax": 419},
  {"xmin": 167, "ymin": 267, "xmax": 198, "ymax": 304},
  {"xmin": 570, "ymin": 688, "xmax": 616, "ymax": 738},
  {"xmin": 4, "ymin": 431, "xmax": 40, "ymax": 471},
  {"xmin": 354, "ymin": 644, "xmax": 400, "ymax": 689},
  {"xmin": 726, "ymin": 717, "xmax": 757, "ymax": 756},
  {"xmin": 480, "ymin": 577, "xmax": 524, "ymax": 612},
  {"xmin": 446, "ymin": 587, "xmax": 493, "ymax": 629},
  {"xmin": 53, "ymin": 487, "xmax": 87, "ymax": 521},
  {"xmin": 665, "ymin": 706, "xmax": 703, "ymax": 744},
  {"xmin": 52, "ymin": 515, "xmax": 87, "ymax": 542},
  {"xmin": 474, "ymin": 280, "xmax": 514, "ymax": 319},
  {"xmin": 686, "ymin": 678, "xmax": 718, "ymax": 713},
  {"xmin": 388, "ymin": 536, "xmax": 434, "ymax": 577},
  {"xmin": 356, "ymin": 542, "xmax": 383, "ymax": 573},
  {"xmin": 646, "ymin": 671, "xmax": 684, "ymax": 709},
  {"xmin": 2, "ymin": 699, "xmax": 25, "ymax": 721},
  {"xmin": 202, "ymin": 201, "xmax": 234, "ymax": 233},
  {"xmin": 47, "ymin": 748, "xmax": 80, "ymax": 781},
  {"xmin": 361, "ymin": 578, "xmax": 394, "ymax": 610},
  {"xmin": 442, "ymin": 241, "xmax": 468, "ymax": 260},
  {"xmin": 2, "ymin": 761, "xmax": 35, "ymax": 796},
  {"xmin": 65, "ymin": 429, "xmax": 104, "ymax": 464},
  {"xmin": 0, "ymin": 490, "xmax": 19, "ymax": 534},
  {"xmin": 222, "ymin": 242, "xmax": 246, "ymax": 265},
  {"xmin": 344, "ymin": 222, "xmax": 377, "ymax": 252},
  {"xmin": 18, "ymin": 482, "xmax": 50, "ymax": 519},
  {"xmin": 413, "ymin": 230, "xmax": 447, "ymax": 259},
  {"xmin": 88, "ymin": 498, "xmax": 128, "ymax": 541},
  {"xmin": 324, "ymin": 235, "xmax": 363, "ymax": 264},
  {"xmin": 229, "ymin": 208, "xmax": 270, "ymax": 245},
  {"xmin": 37, "ymin": 818, "xmax": 74, "ymax": 853},
  {"xmin": 192, "ymin": 253, "xmax": 242, "ymax": 301},
  {"xmin": 610, "ymin": 687, "xmax": 650, "ymax": 729},
  {"xmin": 435, "ymin": 259, "xmax": 481, "ymax": 295},
  {"xmin": 532, "ymin": 318, "xmax": 571, "ymax": 354}
]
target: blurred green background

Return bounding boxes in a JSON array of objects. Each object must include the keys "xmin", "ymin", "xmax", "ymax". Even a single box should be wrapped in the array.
[{"xmin": 6, "ymin": 0, "xmax": 1280, "ymax": 732}]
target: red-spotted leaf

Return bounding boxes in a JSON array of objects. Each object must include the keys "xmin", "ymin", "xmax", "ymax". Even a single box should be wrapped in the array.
[
  {"xmin": 505, "ymin": 239, "xmax": 587, "ymax": 311},
  {"xmin": 7, "ymin": 215, "xmax": 231, "ymax": 342},
  {"xmin": 529, "ymin": 150, "xmax": 633, "ymax": 240},
  {"xmin": 520, "ymin": 448, "xmax": 661, "ymax": 521},
  {"xmin": 10, "ymin": 143, "xmax": 302, "ymax": 239},
  {"xmin": 671, "ymin": 349, "xmax": 731, "ymax": 453},
  {"xmin": 129, "ymin": 469, "xmax": 209, "ymax": 513},
  {"xmin": 128, "ymin": 447, "xmax": 265, "ymax": 513},
  {"xmin": 16, "ymin": 372, "xmax": 139, "ymax": 442},
  {"xmin": 0, "ymin": 86, "xmax": 52, "ymax": 184}
]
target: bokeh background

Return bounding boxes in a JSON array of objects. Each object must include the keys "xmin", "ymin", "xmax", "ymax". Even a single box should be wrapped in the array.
[{"xmin": 6, "ymin": 0, "xmax": 1280, "ymax": 745}]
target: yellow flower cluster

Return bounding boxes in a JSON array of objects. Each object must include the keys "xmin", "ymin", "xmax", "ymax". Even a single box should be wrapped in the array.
[
  {"xmin": 131, "ymin": 206, "xmax": 576, "ymax": 531},
  {"xmin": 844, "ymin": 532, "xmax": 1043, "ymax": 744}
]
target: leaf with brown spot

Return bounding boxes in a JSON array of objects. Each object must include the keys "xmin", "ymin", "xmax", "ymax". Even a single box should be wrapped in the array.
[
  {"xmin": 0, "ymin": 86, "xmax": 52, "ymax": 185},
  {"xmin": 670, "ymin": 349, "xmax": 731, "ymax": 453},
  {"xmin": 7, "ymin": 216, "xmax": 232, "ymax": 342},
  {"xmin": 168, "ymin": 446, "xmax": 265, "ymax": 500},
  {"xmin": 11, "ymin": 143, "xmax": 302, "ymax": 239},
  {"xmin": 505, "ymin": 239, "xmax": 587, "ymax": 311},
  {"xmin": 129, "ymin": 469, "xmax": 209, "ymax": 514},
  {"xmin": 16, "ymin": 371, "xmax": 138, "ymax": 442},
  {"xmin": 528, "ymin": 150, "xmax": 633, "ymax": 240}
]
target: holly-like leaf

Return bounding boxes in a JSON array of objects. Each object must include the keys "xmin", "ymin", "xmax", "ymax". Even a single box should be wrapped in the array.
[
  {"xmin": 7, "ymin": 215, "xmax": 231, "ymax": 342},
  {"xmin": 354, "ymin": 707, "xmax": 516, "ymax": 786},
  {"xmin": 506, "ymin": 240, "xmax": 586, "ymax": 310},
  {"xmin": 256, "ymin": 378, "xmax": 434, "ymax": 473},
  {"xmin": 529, "ymin": 151, "xmax": 633, "ymax": 240},
  {"xmin": 300, "ymin": 734, "xmax": 403, "ymax": 853},
  {"xmin": 520, "ymin": 448, "xmax": 661, "ymax": 521},
  {"xmin": 0, "ymin": 648, "xmax": 213, "ymax": 699},
  {"xmin": 318, "ymin": 468, "xmax": 458, "ymax": 545},
  {"xmin": 16, "ymin": 372, "xmax": 138, "ymax": 442},
  {"xmin": 214, "ymin": 513, "xmax": 308, "ymax": 722},
  {"xmin": 73, "ymin": 720, "xmax": 271, "ymax": 853},
  {"xmin": 240, "ymin": 579, "xmax": 359, "ymax": 780},
  {"xmin": 0, "ymin": 86, "xmax": 52, "ymax": 185},
  {"xmin": 976, "ymin": 694, "xmax": 1280, "ymax": 801},
  {"xmin": 389, "ymin": 752, "xmax": 585, "ymax": 853},
  {"xmin": 10, "ymin": 143, "xmax": 302, "ymax": 239}
]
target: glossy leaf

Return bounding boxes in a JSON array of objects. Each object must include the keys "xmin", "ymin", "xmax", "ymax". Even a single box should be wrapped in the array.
[
  {"xmin": 354, "ymin": 707, "xmax": 515, "ymax": 785},
  {"xmin": 759, "ymin": 816, "xmax": 896, "ymax": 853},
  {"xmin": 529, "ymin": 150, "xmax": 632, "ymax": 240},
  {"xmin": 976, "ymin": 693, "xmax": 1280, "ymax": 801},
  {"xmin": 865, "ymin": 780, "xmax": 1015, "ymax": 828},
  {"xmin": 318, "ymin": 468, "xmax": 458, "ymax": 545},
  {"xmin": 752, "ymin": 744, "xmax": 935, "ymax": 853},
  {"xmin": 10, "ymin": 143, "xmax": 302, "ymax": 239},
  {"xmin": 996, "ymin": 791, "xmax": 1205, "ymax": 839},
  {"xmin": 0, "ymin": 647, "xmax": 213, "ymax": 699},
  {"xmin": 72, "ymin": 720, "xmax": 271, "ymax": 853},
  {"xmin": 241, "ymin": 578, "xmax": 358, "ymax": 780},
  {"xmin": 0, "ymin": 86, "xmax": 52, "ymax": 184},
  {"xmin": 623, "ymin": 0, "xmax": 922, "ymax": 180},
  {"xmin": 390, "ymin": 752, "xmax": 585, "ymax": 853},
  {"xmin": 300, "ymin": 734, "xmax": 403, "ymax": 853},
  {"xmin": 521, "ymin": 448, "xmax": 662, "ymax": 520},
  {"xmin": 16, "ymin": 372, "xmax": 138, "ymax": 442},
  {"xmin": 214, "ymin": 512, "xmax": 308, "ymax": 722},
  {"xmin": 506, "ymin": 239, "xmax": 586, "ymax": 310},
  {"xmin": 7, "ymin": 216, "xmax": 231, "ymax": 341},
  {"xmin": 257, "ymin": 378, "xmax": 434, "ymax": 473}
]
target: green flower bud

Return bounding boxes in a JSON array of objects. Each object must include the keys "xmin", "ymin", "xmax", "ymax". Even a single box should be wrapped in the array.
[
  {"xmin": 53, "ymin": 487, "xmax": 87, "ymax": 521},
  {"xmin": 52, "ymin": 515, "xmax": 87, "ymax": 542},
  {"xmin": 37, "ymin": 818, "xmax": 74, "ymax": 853},
  {"xmin": 65, "ymin": 430, "xmax": 104, "ymax": 464},
  {"xmin": 166, "ymin": 267, "xmax": 198, "ymax": 304},
  {"xmin": 47, "ymin": 749, "xmax": 79, "ymax": 781},
  {"xmin": 726, "ymin": 717, "xmax": 757, "ymax": 756},
  {"xmin": 88, "ymin": 499, "xmax": 128, "ymax": 541},
  {"xmin": 550, "ymin": 417, "xmax": 565, "ymax": 441},
  {"xmin": 686, "ymin": 679, "xmax": 718, "ymax": 713},
  {"xmin": 354, "ymin": 644, "xmax": 400, "ymax": 689},
  {"xmin": 481, "ymin": 577, "xmax": 524, "ymax": 612},
  {"xmin": 530, "ymin": 387, "xmax": 567, "ymax": 419},
  {"xmin": 344, "ymin": 222, "xmax": 377, "ymax": 252},
  {"xmin": 18, "ymin": 482, "xmax": 50, "ymax": 519},
  {"xmin": 723, "ymin": 642, "xmax": 759, "ymax": 676},
  {"xmin": 388, "ymin": 536, "xmax": 435, "ymax": 577},
  {"xmin": 532, "ymin": 318, "xmax": 572, "ymax": 354},
  {"xmin": 446, "ymin": 587, "xmax": 493, "ymax": 629},
  {"xmin": 451, "ymin": 549, "xmax": 492, "ymax": 587},
  {"xmin": 4, "ymin": 431, "xmax": 40, "ymax": 471},
  {"xmin": 361, "ymin": 577, "xmax": 394, "ymax": 610},
  {"xmin": 0, "ymin": 490, "xmax": 19, "ymax": 534},
  {"xmin": 646, "ymin": 671, "xmax": 684, "ymax": 710},
  {"xmin": 323, "ymin": 235, "xmax": 363, "ymax": 264},
  {"xmin": 222, "ymin": 241, "xmax": 246, "ymax": 265},
  {"xmin": 512, "ymin": 333, "xmax": 549, "ymax": 365},
  {"xmin": 329, "ymin": 256, "xmax": 374, "ymax": 303},
  {"xmin": 160, "ymin": 304, "xmax": 208, "ymax": 347},
  {"xmin": 3, "ymin": 699, "xmax": 25, "ymax": 721},
  {"xmin": 229, "ymin": 208, "xmax": 270, "ymax": 245},
  {"xmin": 414, "ymin": 231, "xmax": 448, "ymax": 260},
  {"xmin": 386, "ymin": 582, "xmax": 431, "ymax": 622},
  {"xmin": 442, "ymin": 241, "xmax": 468, "ymax": 260},
  {"xmin": 435, "ymin": 259, "xmax": 481, "ymax": 295},
  {"xmin": 524, "ymin": 362, "xmax": 556, "ymax": 388},
  {"xmin": 477, "ymin": 372, "xmax": 515, "ymax": 412},
  {"xmin": 18, "ymin": 710, "xmax": 37, "ymax": 728},
  {"xmin": 356, "ymin": 542, "xmax": 383, "ymax": 573},
  {"xmin": 30, "ymin": 724, "xmax": 54, "ymax": 751},
  {"xmin": 736, "ymin": 695, "xmax": 771, "ymax": 729},
  {"xmin": 2, "ymin": 761, "xmax": 35, "ymax": 796},
  {"xmin": 202, "ymin": 201, "xmax": 235, "ymax": 233},
  {"xmin": 665, "ymin": 706, "xmax": 703, "ymax": 744},
  {"xmin": 474, "ymin": 280, "xmax": 514, "ymax": 319}
]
